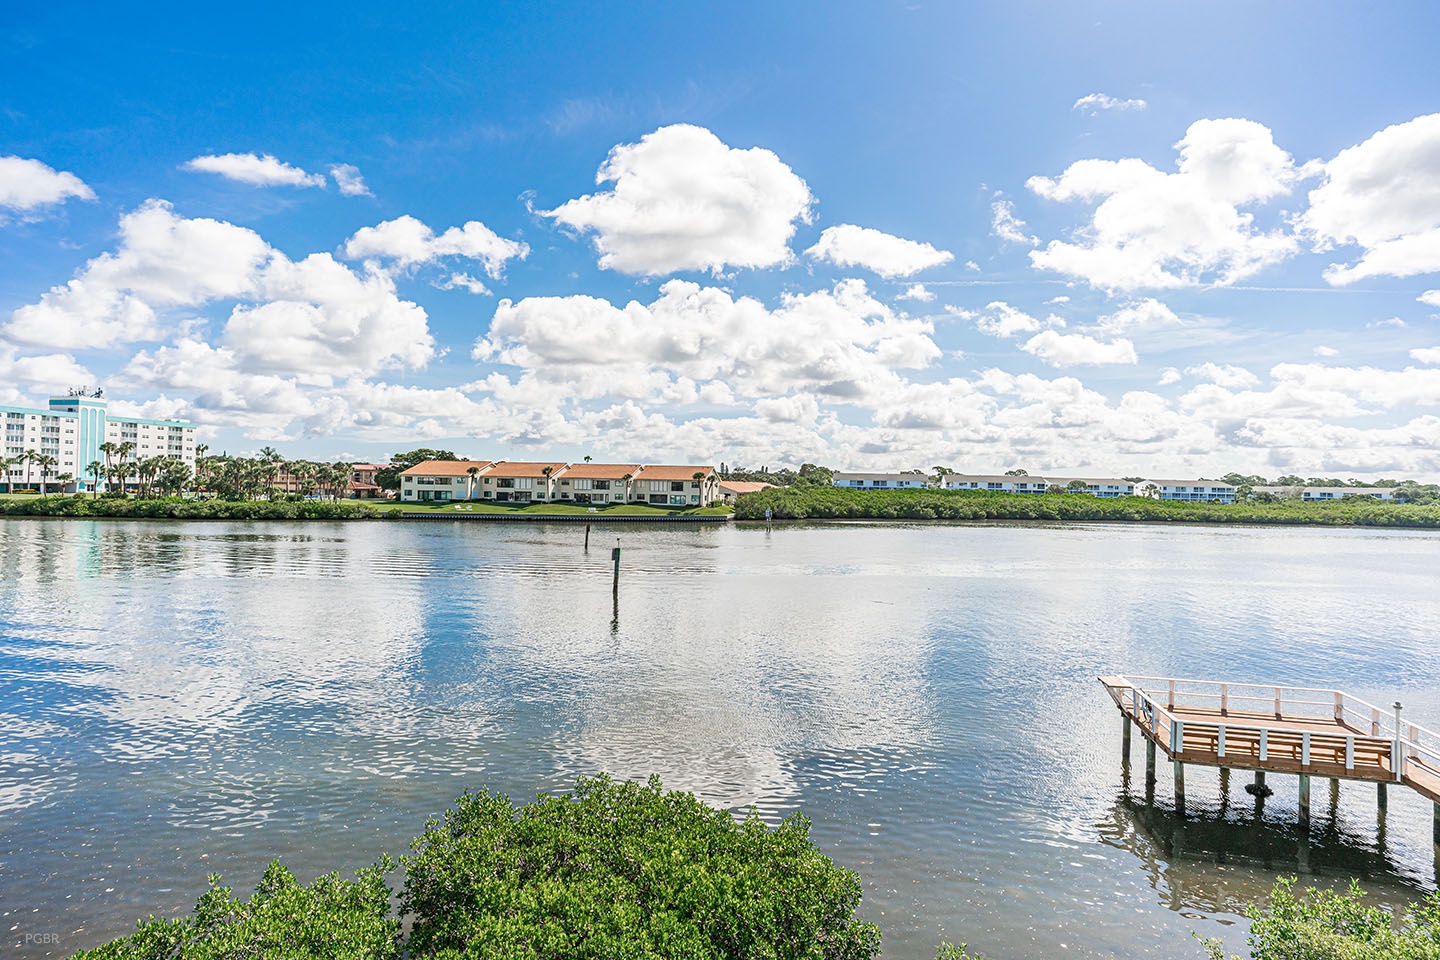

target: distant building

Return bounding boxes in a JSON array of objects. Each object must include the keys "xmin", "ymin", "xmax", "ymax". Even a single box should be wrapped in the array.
[
  {"xmin": 1, "ymin": 394, "xmax": 197, "ymax": 493},
  {"xmin": 1253, "ymin": 485, "xmax": 1396, "ymax": 502},
  {"xmin": 552, "ymin": 463, "xmax": 640, "ymax": 504},
  {"xmin": 399, "ymin": 460, "xmax": 493, "ymax": 502},
  {"xmin": 718, "ymin": 480, "xmax": 774, "ymax": 504},
  {"xmin": 937, "ymin": 474, "xmax": 1048, "ymax": 494},
  {"xmin": 1044, "ymin": 477, "xmax": 1138, "ymax": 498},
  {"xmin": 477, "ymin": 461, "xmax": 567, "ymax": 502},
  {"xmin": 832, "ymin": 472, "xmax": 932, "ymax": 490},
  {"xmin": 1139, "ymin": 480, "xmax": 1237, "ymax": 503},
  {"xmin": 347, "ymin": 463, "xmax": 388, "ymax": 499},
  {"xmin": 631, "ymin": 465, "xmax": 719, "ymax": 506}
]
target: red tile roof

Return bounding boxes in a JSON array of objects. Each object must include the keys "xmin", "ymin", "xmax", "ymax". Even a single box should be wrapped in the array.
[
  {"xmin": 555, "ymin": 463, "xmax": 641, "ymax": 480},
  {"xmin": 635, "ymin": 465, "xmax": 715, "ymax": 481},
  {"xmin": 399, "ymin": 460, "xmax": 492, "ymax": 477},
  {"xmin": 481, "ymin": 461, "xmax": 567, "ymax": 478},
  {"xmin": 718, "ymin": 481, "xmax": 774, "ymax": 494}
]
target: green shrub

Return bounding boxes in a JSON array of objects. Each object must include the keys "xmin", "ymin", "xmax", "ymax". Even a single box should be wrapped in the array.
[
  {"xmin": 71, "ymin": 777, "xmax": 880, "ymax": 959},
  {"xmin": 1202, "ymin": 877, "xmax": 1440, "ymax": 960},
  {"xmin": 71, "ymin": 859, "xmax": 398, "ymax": 960},
  {"xmin": 402, "ymin": 774, "xmax": 881, "ymax": 960}
]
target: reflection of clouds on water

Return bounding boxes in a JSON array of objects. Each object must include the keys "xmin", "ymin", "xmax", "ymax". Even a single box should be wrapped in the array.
[{"xmin": 469, "ymin": 530, "xmax": 942, "ymax": 815}]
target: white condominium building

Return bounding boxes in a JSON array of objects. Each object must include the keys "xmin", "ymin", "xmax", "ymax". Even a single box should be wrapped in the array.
[{"xmin": 1, "ymin": 393, "xmax": 198, "ymax": 493}]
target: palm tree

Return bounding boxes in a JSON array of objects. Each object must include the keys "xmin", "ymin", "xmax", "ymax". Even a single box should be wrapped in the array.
[
  {"xmin": 620, "ymin": 472, "xmax": 634, "ymax": 503},
  {"xmin": 540, "ymin": 465, "xmax": 554, "ymax": 500},
  {"xmin": 22, "ymin": 449, "xmax": 37, "ymax": 493},
  {"xmin": 116, "ymin": 441, "xmax": 136, "ymax": 494},
  {"xmin": 55, "ymin": 472, "xmax": 74, "ymax": 493},
  {"xmin": 0, "ymin": 455, "xmax": 14, "ymax": 493},
  {"xmin": 98, "ymin": 441, "xmax": 118, "ymax": 494},
  {"xmin": 34, "ymin": 453, "xmax": 57, "ymax": 496},
  {"xmin": 86, "ymin": 460, "xmax": 104, "ymax": 498},
  {"xmin": 583, "ymin": 455, "xmax": 592, "ymax": 463},
  {"xmin": 466, "ymin": 465, "xmax": 480, "ymax": 501}
]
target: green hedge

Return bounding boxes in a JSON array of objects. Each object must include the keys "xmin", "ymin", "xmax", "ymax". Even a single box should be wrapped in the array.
[
  {"xmin": 732, "ymin": 487, "xmax": 1440, "ymax": 528},
  {"xmin": 0, "ymin": 495, "xmax": 386, "ymax": 521}
]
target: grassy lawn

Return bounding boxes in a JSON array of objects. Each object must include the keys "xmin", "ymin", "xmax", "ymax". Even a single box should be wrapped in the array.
[{"xmin": 365, "ymin": 498, "xmax": 733, "ymax": 517}]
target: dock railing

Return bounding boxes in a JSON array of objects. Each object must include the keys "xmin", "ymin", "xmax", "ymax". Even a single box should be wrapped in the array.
[{"xmin": 1114, "ymin": 676, "xmax": 1440, "ymax": 783}]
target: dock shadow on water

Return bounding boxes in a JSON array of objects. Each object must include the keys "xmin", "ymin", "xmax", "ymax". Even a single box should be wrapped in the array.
[{"xmin": 1100, "ymin": 775, "xmax": 1437, "ymax": 919}]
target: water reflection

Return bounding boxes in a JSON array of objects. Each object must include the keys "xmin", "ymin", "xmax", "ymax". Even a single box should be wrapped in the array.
[{"xmin": 3, "ymin": 519, "xmax": 1440, "ymax": 960}]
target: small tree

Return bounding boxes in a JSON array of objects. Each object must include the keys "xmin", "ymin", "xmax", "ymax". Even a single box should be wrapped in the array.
[{"xmin": 403, "ymin": 775, "xmax": 881, "ymax": 960}]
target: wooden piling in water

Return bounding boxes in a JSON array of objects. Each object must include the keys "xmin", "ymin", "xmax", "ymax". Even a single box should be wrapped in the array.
[{"xmin": 1298, "ymin": 774, "xmax": 1311, "ymax": 831}]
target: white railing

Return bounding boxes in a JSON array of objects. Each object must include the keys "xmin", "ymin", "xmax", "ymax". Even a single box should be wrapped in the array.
[{"xmin": 1113, "ymin": 676, "xmax": 1440, "ymax": 784}]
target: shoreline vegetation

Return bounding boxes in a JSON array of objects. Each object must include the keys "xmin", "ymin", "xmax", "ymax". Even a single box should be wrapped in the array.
[
  {"xmin": 0, "ymin": 494, "xmax": 731, "ymax": 521},
  {"xmin": 732, "ymin": 486, "xmax": 1440, "ymax": 528},
  {"xmin": 5, "ymin": 488, "xmax": 1440, "ymax": 527}
]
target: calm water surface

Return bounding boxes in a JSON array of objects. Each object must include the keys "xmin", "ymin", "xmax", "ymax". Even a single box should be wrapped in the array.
[{"xmin": 2, "ymin": 518, "xmax": 1439, "ymax": 958}]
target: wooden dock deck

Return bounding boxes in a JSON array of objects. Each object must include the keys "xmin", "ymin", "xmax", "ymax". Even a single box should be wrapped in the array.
[{"xmin": 1100, "ymin": 675, "xmax": 1440, "ymax": 841}]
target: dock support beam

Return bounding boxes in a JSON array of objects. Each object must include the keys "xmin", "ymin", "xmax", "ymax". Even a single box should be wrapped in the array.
[
  {"xmin": 1434, "ymin": 803, "xmax": 1439, "ymax": 845},
  {"xmin": 1298, "ymin": 774, "xmax": 1311, "ymax": 831},
  {"xmin": 1145, "ymin": 739, "xmax": 1156, "ymax": 785},
  {"xmin": 1121, "ymin": 714, "xmax": 1131, "ymax": 758},
  {"xmin": 1378, "ymin": 781, "xmax": 1387, "ymax": 811},
  {"xmin": 1174, "ymin": 761, "xmax": 1186, "ymax": 816}
]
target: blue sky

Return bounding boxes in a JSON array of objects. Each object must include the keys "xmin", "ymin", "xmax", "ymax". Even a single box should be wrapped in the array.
[{"xmin": 3, "ymin": 2, "xmax": 1439, "ymax": 477}]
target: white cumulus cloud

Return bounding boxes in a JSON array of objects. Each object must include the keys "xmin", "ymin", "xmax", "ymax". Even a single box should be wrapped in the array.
[
  {"xmin": 1411, "ymin": 347, "xmax": 1440, "ymax": 365},
  {"xmin": 1027, "ymin": 118, "xmax": 1304, "ymax": 290},
  {"xmin": 0, "ymin": 156, "xmax": 96, "ymax": 214},
  {"xmin": 343, "ymin": 215, "xmax": 528, "ymax": 278},
  {"xmin": 897, "ymin": 283, "xmax": 935, "ymax": 302},
  {"xmin": 544, "ymin": 124, "xmax": 814, "ymax": 275},
  {"xmin": 1073, "ymin": 93, "xmax": 1148, "ymax": 114},
  {"xmin": 329, "ymin": 163, "xmax": 372, "ymax": 197},
  {"xmin": 4, "ymin": 200, "xmax": 436, "ymax": 384},
  {"xmin": 1420, "ymin": 290, "xmax": 1440, "ymax": 307},
  {"xmin": 1301, "ymin": 114, "xmax": 1440, "ymax": 285},
  {"xmin": 1021, "ymin": 330, "xmax": 1138, "ymax": 367},
  {"xmin": 806, "ymin": 224, "xmax": 953, "ymax": 277},
  {"xmin": 183, "ymin": 153, "xmax": 327, "ymax": 188}
]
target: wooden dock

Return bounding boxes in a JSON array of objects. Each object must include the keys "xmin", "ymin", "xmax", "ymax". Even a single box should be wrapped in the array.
[{"xmin": 1100, "ymin": 675, "xmax": 1440, "ymax": 841}]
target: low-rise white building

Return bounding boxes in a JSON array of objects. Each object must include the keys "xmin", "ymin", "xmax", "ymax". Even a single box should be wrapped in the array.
[
  {"xmin": 1045, "ymin": 477, "xmax": 1138, "ymax": 498},
  {"xmin": 1253, "ymin": 485, "xmax": 1396, "ymax": 502},
  {"xmin": 552, "ymin": 463, "xmax": 640, "ymax": 504},
  {"xmin": 630, "ymin": 465, "xmax": 719, "ymax": 506},
  {"xmin": 1138, "ymin": 480, "xmax": 1237, "ymax": 503},
  {"xmin": 833, "ymin": 472, "xmax": 932, "ymax": 490},
  {"xmin": 399, "ymin": 460, "xmax": 493, "ymax": 501},
  {"xmin": 937, "ymin": 474, "xmax": 1048, "ymax": 494},
  {"xmin": 477, "ymin": 461, "xmax": 566, "ymax": 502}
]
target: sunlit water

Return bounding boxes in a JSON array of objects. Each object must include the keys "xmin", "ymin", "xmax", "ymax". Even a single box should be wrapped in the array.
[{"xmin": 2, "ymin": 518, "xmax": 1439, "ymax": 959}]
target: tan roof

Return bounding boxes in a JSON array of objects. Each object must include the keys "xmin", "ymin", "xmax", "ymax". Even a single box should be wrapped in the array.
[
  {"xmin": 719, "ymin": 481, "xmax": 774, "ymax": 494},
  {"xmin": 635, "ymin": 464, "xmax": 715, "ymax": 481},
  {"xmin": 556, "ymin": 463, "xmax": 641, "ymax": 480},
  {"xmin": 400, "ymin": 460, "xmax": 492, "ymax": 477},
  {"xmin": 482, "ymin": 460, "xmax": 567, "ymax": 479}
]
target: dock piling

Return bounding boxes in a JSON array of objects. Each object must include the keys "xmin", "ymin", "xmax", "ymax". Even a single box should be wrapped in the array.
[
  {"xmin": 1121, "ymin": 714, "xmax": 1132, "ymax": 758},
  {"xmin": 1174, "ymin": 762, "xmax": 1186, "ymax": 816},
  {"xmin": 1298, "ymin": 774, "xmax": 1312, "ymax": 831}
]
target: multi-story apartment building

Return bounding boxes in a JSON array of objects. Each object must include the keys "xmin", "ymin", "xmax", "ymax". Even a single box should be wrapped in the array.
[
  {"xmin": 1, "ymin": 393, "xmax": 197, "ymax": 493},
  {"xmin": 552, "ymin": 463, "xmax": 641, "ymax": 504},
  {"xmin": 398, "ymin": 460, "xmax": 493, "ymax": 501},
  {"xmin": 629, "ymin": 465, "xmax": 719, "ymax": 506},
  {"xmin": 477, "ymin": 461, "xmax": 566, "ymax": 502}
]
